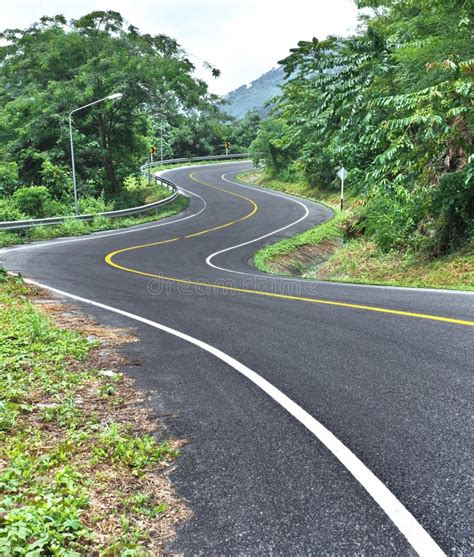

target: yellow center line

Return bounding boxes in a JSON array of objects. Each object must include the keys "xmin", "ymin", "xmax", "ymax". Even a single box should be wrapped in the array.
[
  {"xmin": 106, "ymin": 236, "xmax": 181, "ymax": 255},
  {"xmin": 184, "ymin": 171, "xmax": 258, "ymax": 238},
  {"xmin": 104, "ymin": 170, "xmax": 474, "ymax": 328}
]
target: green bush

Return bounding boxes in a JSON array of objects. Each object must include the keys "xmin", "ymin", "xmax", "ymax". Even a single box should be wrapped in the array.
[
  {"xmin": 28, "ymin": 226, "xmax": 55, "ymax": 242},
  {"xmin": 0, "ymin": 199, "xmax": 28, "ymax": 222},
  {"xmin": 0, "ymin": 162, "xmax": 20, "ymax": 197},
  {"xmin": 112, "ymin": 189, "xmax": 146, "ymax": 211},
  {"xmin": 78, "ymin": 195, "xmax": 113, "ymax": 215},
  {"xmin": 431, "ymin": 169, "xmax": 474, "ymax": 253},
  {"xmin": 91, "ymin": 215, "xmax": 112, "ymax": 230},
  {"xmin": 300, "ymin": 149, "xmax": 337, "ymax": 190},
  {"xmin": 45, "ymin": 199, "xmax": 70, "ymax": 217},
  {"xmin": 0, "ymin": 231, "xmax": 20, "ymax": 248},
  {"xmin": 13, "ymin": 186, "xmax": 52, "ymax": 219},
  {"xmin": 56, "ymin": 218, "xmax": 88, "ymax": 236},
  {"xmin": 363, "ymin": 187, "xmax": 423, "ymax": 252},
  {"xmin": 40, "ymin": 160, "xmax": 72, "ymax": 200},
  {"xmin": 123, "ymin": 174, "xmax": 146, "ymax": 192}
]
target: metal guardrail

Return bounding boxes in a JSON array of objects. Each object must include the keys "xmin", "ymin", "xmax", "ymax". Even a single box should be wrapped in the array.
[
  {"xmin": 140, "ymin": 152, "xmax": 251, "ymax": 172},
  {"xmin": 0, "ymin": 154, "xmax": 251, "ymax": 231}
]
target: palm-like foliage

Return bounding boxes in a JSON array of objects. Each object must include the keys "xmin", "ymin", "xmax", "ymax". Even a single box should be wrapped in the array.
[{"xmin": 251, "ymin": 0, "xmax": 473, "ymax": 252}]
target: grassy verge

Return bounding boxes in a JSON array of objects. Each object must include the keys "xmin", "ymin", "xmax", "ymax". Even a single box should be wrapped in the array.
[
  {"xmin": 311, "ymin": 239, "xmax": 474, "ymax": 291},
  {"xmin": 0, "ymin": 194, "xmax": 189, "ymax": 249},
  {"xmin": 254, "ymin": 213, "xmax": 345, "ymax": 276},
  {"xmin": 236, "ymin": 168, "xmax": 355, "ymax": 210},
  {"xmin": 238, "ymin": 169, "xmax": 474, "ymax": 291},
  {"xmin": 0, "ymin": 270, "xmax": 190, "ymax": 554}
]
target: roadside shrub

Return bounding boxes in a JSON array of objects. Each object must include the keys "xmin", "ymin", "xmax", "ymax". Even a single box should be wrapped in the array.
[
  {"xmin": 40, "ymin": 160, "xmax": 72, "ymax": 200},
  {"xmin": 0, "ymin": 232, "xmax": 20, "ymax": 248},
  {"xmin": 45, "ymin": 199, "xmax": 70, "ymax": 217},
  {"xmin": 112, "ymin": 189, "xmax": 146, "ymax": 210},
  {"xmin": 301, "ymin": 149, "xmax": 337, "ymax": 190},
  {"xmin": 13, "ymin": 186, "xmax": 52, "ymax": 218},
  {"xmin": 431, "ymin": 169, "xmax": 473, "ymax": 253},
  {"xmin": 0, "ymin": 199, "xmax": 28, "ymax": 222},
  {"xmin": 91, "ymin": 215, "xmax": 112, "ymax": 230},
  {"xmin": 363, "ymin": 186, "xmax": 423, "ymax": 252},
  {"xmin": 78, "ymin": 195, "xmax": 113, "ymax": 215},
  {"xmin": 123, "ymin": 174, "xmax": 146, "ymax": 192},
  {"xmin": 56, "ymin": 218, "xmax": 88, "ymax": 236},
  {"xmin": 0, "ymin": 162, "xmax": 20, "ymax": 197},
  {"xmin": 250, "ymin": 117, "xmax": 298, "ymax": 176},
  {"xmin": 28, "ymin": 226, "xmax": 56, "ymax": 242}
]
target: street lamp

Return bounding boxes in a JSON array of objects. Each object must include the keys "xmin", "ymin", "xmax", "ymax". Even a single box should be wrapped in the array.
[{"xmin": 68, "ymin": 92, "xmax": 123, "ymax": 215}]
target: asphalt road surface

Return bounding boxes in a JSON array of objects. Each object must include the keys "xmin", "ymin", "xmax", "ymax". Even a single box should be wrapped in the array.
[{"xmin": 2, "ymin": 162, "xmax": 473, "ymax": 556}]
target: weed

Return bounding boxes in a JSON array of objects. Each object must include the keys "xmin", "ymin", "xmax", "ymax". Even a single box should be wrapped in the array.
[
  {"xmin": 0, "ymin": 274, "xmax": 186, "ymax": 553},
  {"xmin": 95, "ymin": 423, "xmax": 178, "ymax": 473}
]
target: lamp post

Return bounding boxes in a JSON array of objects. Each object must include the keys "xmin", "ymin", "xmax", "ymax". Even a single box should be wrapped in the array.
[{"xmin": 68, "ymin": 92, "xmax": 123, "ymax": 216}]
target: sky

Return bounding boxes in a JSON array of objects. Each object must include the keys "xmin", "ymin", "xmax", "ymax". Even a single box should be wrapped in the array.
[{"xmin": 2, "ymin": 0, "xmax": 359, "ymax": 95}]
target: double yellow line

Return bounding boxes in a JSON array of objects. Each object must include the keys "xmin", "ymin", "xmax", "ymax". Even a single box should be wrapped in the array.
[{"xmin": 105, "ymin": 170, "xmax": 474, "ymax": 327}]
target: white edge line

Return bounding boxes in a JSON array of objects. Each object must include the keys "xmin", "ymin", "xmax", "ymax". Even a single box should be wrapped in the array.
[
  {"xmin": 0, "ymin": 184, "xmax": 207, "ymax": 254},
  {"xmin": 211, "ymin": 171, "xmax": 474, "ymax": 297},
  {"xmin": 0, "ymin": 161, "xmax": 251, "ymax": 255},
  {"xmin": 205, "ymin": 170, "xmax": 311, "ymax": 273},
  {"xmin": 25, "ymin": 277, "xmax": 445, "ymax": 557}
]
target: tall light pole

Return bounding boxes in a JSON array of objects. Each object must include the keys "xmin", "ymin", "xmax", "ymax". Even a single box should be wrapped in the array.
[{"xmin": 68, "ymin": 92, "xmax": 123, "ymax": 216}]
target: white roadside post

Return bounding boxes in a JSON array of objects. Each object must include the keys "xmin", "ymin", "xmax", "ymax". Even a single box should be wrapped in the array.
[
  {"xmin": 68, "ymin": 92, "xmax": 123, "ymax": 216},
  {"xmin": 337, "ymin": 166, "xmax": 348, "ymax": 211}
]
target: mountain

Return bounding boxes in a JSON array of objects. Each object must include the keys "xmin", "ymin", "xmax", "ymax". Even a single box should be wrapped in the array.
[{"xmin": 222, "ymin": 66, "xmax": 286, "ymax": 120}]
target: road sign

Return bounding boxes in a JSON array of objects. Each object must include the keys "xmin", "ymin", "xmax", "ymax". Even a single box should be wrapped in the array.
[
  {"xmin": 337, "ymin": 167, "xmax": 347, "ymax": 180},
  {"xmin": 150, "ymin": 145, "xmax": 157, "ymax": 155},
  {"xmin": 224, "ymin": 142, "xmax": 230, "ymax": 149},
  {"xmin": 337, "ymin": 166, "xmax": 347, "ymax": 210}
]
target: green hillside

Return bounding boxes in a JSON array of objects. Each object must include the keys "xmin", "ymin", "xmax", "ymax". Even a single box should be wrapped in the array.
[{"xmin": 223, "ymin": 66, "xmax": 285, "ymax": 119}]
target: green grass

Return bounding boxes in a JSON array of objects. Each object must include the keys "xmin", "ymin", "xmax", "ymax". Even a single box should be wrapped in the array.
[
  {"xmin": 254, "ymin": 212, "xmax": 346, "ymax": 273},
  {"xmin": 0, "ymin": 273, "xmax": 182, "ymax": 554},
  {"xmin": 239, "ymin": 169, "xmax": 473, "ymax": 291},
  {"xmin": 236, "ymin": 169, "xmax": 354, "ymax": 209},
  {"xmin": 310, "ymin": 238, "xmax": 474, "ymax": 291},
  {"xmin": 0, "ymin": 194, "xmax": 189, "ymax": 249}
]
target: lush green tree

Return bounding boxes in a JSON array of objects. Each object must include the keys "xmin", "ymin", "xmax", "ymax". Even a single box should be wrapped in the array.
[
  {"xmin": 0, "ymin": 163, "xmax": 20, "ymax": 197},
  {"xmin": 251, "ymin": 0, "xmax": 473, "ymax": 252},
  {"xmin": 0, "ymin": 11, "xmax": 217, "ymax": 199},
  {"xmin": 170, "ymin": 105, "xmax": 229, "ymax": 158},
  {"xmin": 227, "ymin": 111, "xmax": 262, "ymax": 153}
]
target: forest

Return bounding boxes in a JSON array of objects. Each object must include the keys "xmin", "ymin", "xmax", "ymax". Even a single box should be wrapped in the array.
[
  {"xmin": 0, "ymin": 2, "xmax": 472, "ymax": 265},
  {"xmin": 251, "ymin": 0, "xmax": 473, "ymax": 260},
  {"xmin": 0, "ymin": 11, "xmax": 260, "ymax": 222},
  {"xmin": 223, "ymin": 66, "xmax": 286, "ymax": 119}
]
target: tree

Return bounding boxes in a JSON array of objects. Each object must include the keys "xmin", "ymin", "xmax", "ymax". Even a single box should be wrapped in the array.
[
  {"xmin": 251, "ymin": 0, "xmax": 473, "ymax": 252},
  {"xmin": 0, "ymin": 12, "xmax": 216, "ymax": 198}
]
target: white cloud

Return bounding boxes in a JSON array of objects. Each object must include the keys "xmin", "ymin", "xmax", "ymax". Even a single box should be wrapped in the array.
[{"xmin": 2, "ymin": 0, "xmax": 359, "ymax": 95}]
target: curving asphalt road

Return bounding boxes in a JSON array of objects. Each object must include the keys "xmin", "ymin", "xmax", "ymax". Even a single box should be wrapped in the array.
[{"xmin": 1, "ymin": 162, "xmax": 473, "ymax": 556}]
